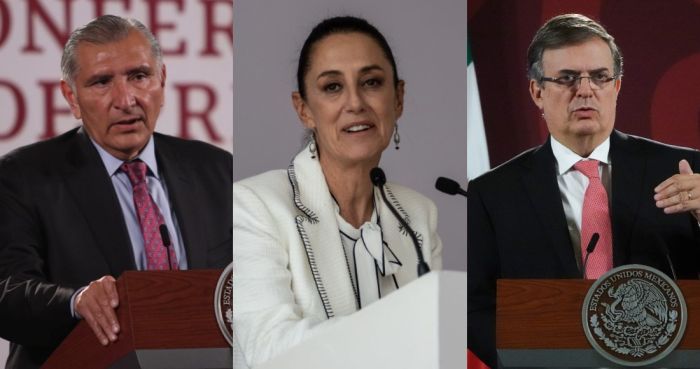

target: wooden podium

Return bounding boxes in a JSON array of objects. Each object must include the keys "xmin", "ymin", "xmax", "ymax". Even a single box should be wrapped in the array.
[
  {"xmin": 42, "ymin": 270, "xmax": 231, "ymax": 369},
  {"xmin": 497, "ymin": 279, "xmax": 700, "ymax": 368}
]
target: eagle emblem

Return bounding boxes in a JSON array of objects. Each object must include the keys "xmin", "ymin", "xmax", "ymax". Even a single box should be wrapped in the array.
[{"xmin": 582, "ymin": 265, "xmax": 686, "ymax": 366}]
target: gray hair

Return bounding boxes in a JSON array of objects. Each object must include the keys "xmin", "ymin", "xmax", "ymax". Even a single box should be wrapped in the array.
[
  {"xmin": 527, "ymin": 14, "xmax": 623, "ymax": 84},
  {"xmin": 61, "ymin": 15, "xmax": 162, "ymax": 88}
]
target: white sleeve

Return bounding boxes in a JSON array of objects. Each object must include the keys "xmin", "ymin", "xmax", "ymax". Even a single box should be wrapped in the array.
[
  {"xmin": 232, "ymin": 181, "xmax": 336, "ymax": 367},
  {"xmin": 427, "ymin": 197, "xmax": 443, "ymax": 270}
]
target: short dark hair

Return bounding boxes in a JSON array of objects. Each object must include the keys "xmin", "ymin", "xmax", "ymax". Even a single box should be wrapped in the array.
[
  {"xmin": 296, "ymin": 16, "xmax": 399, "ymax": 99},
  {"xmin": 62, "ymin": 15, "xmax": 162, "ymax": 88},
  {"xmin": 527, "ymin": 13, "xmax": 623, "ymax": 84}
]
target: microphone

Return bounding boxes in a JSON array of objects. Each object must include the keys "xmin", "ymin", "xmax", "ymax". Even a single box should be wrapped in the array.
[
  {"xmin": 654, "ymin": 234, "xmax": 677, "ymax": 280},
  {"xmin": 370, "ymin": 167, "xmax": 430, "ymax": 277},
  {"xmin": 581, "ymin": 233, "xmax": 600, "ymax": 279},
  {"xmin": 159, "ymin": 224, "xmax": 173, "ymax": 271},
  {"xmin": 435, "ymin": 177, "xmax": 468, "ymax": 198}
]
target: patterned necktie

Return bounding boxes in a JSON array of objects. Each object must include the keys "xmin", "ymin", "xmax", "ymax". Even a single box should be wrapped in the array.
[
  {"xmin": 574, "ymin": 159, "xmax": 613, "ymax": 279},
  {"xmin": 121, "ymin": 160, "xmax": 178, "ymax": 270}
]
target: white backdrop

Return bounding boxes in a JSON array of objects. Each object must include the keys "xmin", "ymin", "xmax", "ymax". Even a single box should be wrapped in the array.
[
  {"xmin": 233, "ymin": 0, "xmax": 468, "ymax": 271},
  {"xmin": 0, "ymin": 0, "xmax": 233, "ymax": 366}
]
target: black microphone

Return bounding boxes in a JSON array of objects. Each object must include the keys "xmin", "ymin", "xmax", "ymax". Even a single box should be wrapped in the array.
[
  {"xmin": 581, "ymin": 233, "xmax": 600, "ymax": 279},
  {"xmin": 654, "ymin": 234, "xmax": 677, "ymax": 280},
  {"xmin": 370, "ymin": 167, "xmax": 430, "ymax": 277},
  {"xmin": 159, "ymin": 224, "xmax": 173, "ymax": 271},
  {"xmin": 435, "ymin": 177, "xmax": 468, "ymax": 198}
]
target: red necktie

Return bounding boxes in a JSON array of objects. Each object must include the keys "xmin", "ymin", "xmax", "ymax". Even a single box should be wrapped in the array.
[
  {"xmin": 574, "ymin": 160, "xmax": 613, "ymax": 279},
  {"xmin": 121, "ymin": 160, "xmax": 178, "ymax": 270}
]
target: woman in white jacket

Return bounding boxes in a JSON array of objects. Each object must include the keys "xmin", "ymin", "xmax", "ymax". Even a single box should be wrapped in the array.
[{"xmin": 232, "ymin": 16, "xmax": 442, "ymax": 367}]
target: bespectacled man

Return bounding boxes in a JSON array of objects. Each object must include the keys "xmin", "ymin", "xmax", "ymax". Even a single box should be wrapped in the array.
[{"xmin": 468, "ymin": 14, "xmax": 700, "ymax": 368}]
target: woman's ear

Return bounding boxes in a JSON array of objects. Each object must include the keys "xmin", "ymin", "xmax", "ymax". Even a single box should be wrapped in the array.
[
  {"xmin": 395, "ymin": 80, "xmax": 405, "ymax": 118},
  {"xmin": 292, "ymin": 92, "xmax": 316, "ymax": 129}
]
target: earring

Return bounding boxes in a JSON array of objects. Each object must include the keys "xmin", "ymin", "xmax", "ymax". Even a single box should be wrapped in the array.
[
  {"xmin": 393, "ymin": 125, "xmax": 401, "ymax": 150},
  {"xmin": 309, "ymin": 137, "xmax": 317, "ymax": 159}
]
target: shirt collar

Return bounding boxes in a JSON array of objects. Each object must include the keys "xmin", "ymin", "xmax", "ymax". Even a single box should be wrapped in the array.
[
  {"xmin": 90, "ymin": 135, "xmax": 159, "ymax": 178},
  {"xmin": 550, "ymin": 135, "xmax": 610, "ymax": 175}
]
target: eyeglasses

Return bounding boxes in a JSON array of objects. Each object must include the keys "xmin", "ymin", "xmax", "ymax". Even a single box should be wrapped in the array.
[{"xmin": 539, "ymin": 74, "xmax": 618, "ymax": 90}]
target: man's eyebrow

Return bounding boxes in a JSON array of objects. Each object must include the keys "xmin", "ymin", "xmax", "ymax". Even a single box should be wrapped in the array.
[
  {"xmin": 84, "ymin": 73, "xmax": 112, "ymax": 86},
  {"xmin": 557, "ymin": 67, "xmax": 612, "ymax": 75},
  {"xmin": 127, "ymin": 65, "xmax": 153, "ymax": 75}
]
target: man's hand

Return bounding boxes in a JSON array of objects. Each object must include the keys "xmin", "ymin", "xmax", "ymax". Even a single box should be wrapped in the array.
[
  {"xmin": 74, "ymin": 275, "xmax": 120, "ymax": 346},
  {"xmin": 654, "ymin": 159, "xmax": 700, "ymax": 221}
]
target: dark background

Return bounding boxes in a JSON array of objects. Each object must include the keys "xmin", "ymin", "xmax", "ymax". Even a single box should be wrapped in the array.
[{"xmin": 469, "ymin": 0, "xmax": 700, "ymax": 167}]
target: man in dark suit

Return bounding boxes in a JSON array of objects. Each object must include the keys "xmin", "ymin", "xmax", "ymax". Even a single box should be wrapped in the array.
[
  {"xmin": 467, "ymin": 14, "xmax": 700, "ymax": 368},
  {"xmin": 0, "ymin": 15, "xmax": 231, "ymax": 369}
]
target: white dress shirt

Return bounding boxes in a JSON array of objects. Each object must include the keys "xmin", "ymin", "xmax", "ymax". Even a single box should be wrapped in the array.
[
  {"xmin": 71, "ymin": 136, "xmax": 189, "ymax": 318},
  {"xmin": 91, "ymin": 136, "xmax": 188, "ymax": 270},
  {"xmin": 550, "ymin": 136, "xmax": 612, "ymax": 268}
]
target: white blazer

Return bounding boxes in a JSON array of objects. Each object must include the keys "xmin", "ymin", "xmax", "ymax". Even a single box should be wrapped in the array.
[{"xmin": 232, "ymin": 145, "xmax": 443, "ymax": 367}]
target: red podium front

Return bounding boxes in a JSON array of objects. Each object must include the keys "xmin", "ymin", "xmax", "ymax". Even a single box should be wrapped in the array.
[
  {"xmin": 497, "ymin": 279, "xmax": 700, "ymax": 368},
  {"xmin": 42, "ymin": 270, "xmax": 231, "ymax": 369}
]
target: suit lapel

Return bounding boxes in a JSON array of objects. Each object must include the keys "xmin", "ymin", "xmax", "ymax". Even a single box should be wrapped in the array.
[
  {"xmin": 63, "ymin": 129, "xmax": 135, "ymax": 275},
  {"xmin": 288, "ymin": 149, "xmax": 357, "ymax": 318},
  {"xmin": 154, "ymin": 135, "xmax": 208, "ymax": 269},
  {"xmin": 520, "ymin": 140, "xmax": 580, "ymax": 276},
  {"xmin": 609, "ymin": 130, "xmax": 646, "ymax": 265}
]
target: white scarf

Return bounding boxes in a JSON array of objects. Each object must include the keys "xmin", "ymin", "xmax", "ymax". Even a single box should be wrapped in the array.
[{"xmin": 336, "ymin": 206, "xmax": 402, "ymax": 308}]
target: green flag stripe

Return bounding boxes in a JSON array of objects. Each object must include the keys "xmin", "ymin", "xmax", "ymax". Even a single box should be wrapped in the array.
[{"xmin": 467, "ymin": 39, "xmax": 472, "ymax": 65}]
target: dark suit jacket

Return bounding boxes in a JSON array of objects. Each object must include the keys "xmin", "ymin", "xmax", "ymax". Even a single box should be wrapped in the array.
[
  {"xmin": 467, "ymin": 130, "xmax": 700, "ymax": 368},
  {"xmin": 0, "ymin": 127, "xmax": 232, "ymax": 369}
]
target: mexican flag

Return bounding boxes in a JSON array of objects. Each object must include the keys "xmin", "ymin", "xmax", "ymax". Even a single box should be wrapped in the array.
[{"xmin": 467, "ymin": 40, "xmax": 490, "ymax": 179}]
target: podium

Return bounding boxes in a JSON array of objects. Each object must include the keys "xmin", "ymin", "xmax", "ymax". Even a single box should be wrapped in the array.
[
  {"xmin": 256, "ymin": 271, "xmax": 466, "ymax": 369},
  {"xmin": 497, "ymin": 279, "xmax": 700, "ymax": 368},
  {"xmin": 42, "ymin": 270, "xmax": 231, "ymax": 369}
]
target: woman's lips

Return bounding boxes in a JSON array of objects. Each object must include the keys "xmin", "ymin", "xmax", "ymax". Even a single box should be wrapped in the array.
[{"xmin": 344, "ymin": 123, "xmax": 372, "ymax": 133}]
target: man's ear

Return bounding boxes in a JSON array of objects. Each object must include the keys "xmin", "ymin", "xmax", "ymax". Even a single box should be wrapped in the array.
[
  {"xmin": 292, "ymin": 92, "xmax": 315, "ymax": 129},
  {"xmin": 60, "ymin": 80, "xmax": 81, "ymax": 119},
  {"xmin": 529, "ymin": 79, "xmax": 545, "ymax": 111},
  {"xmin": 159, "ymin": 63, "xmax": 167, "ymax": 107},
  {"xmin": 160, "ymin": 63, "xmax": 167, "ymax": 87}
]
